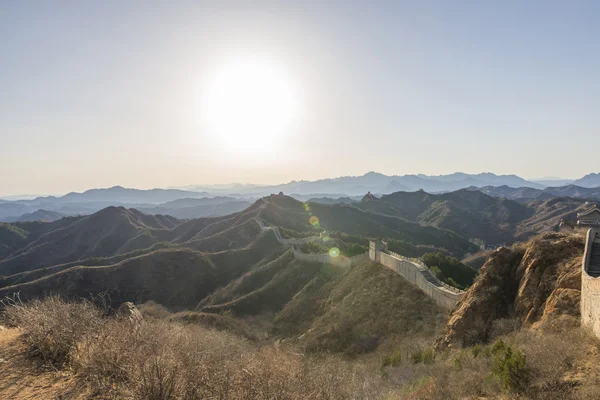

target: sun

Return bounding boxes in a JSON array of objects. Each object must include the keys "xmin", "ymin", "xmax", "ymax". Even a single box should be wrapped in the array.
[{"xmin": 200, "ymin": 57, "xmax": 299, "ymax": 153}]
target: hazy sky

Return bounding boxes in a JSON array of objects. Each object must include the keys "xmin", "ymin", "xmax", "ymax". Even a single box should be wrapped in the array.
[{"xmin": 1, "ymin": 1, "xmax": 598, "ymax": 196}]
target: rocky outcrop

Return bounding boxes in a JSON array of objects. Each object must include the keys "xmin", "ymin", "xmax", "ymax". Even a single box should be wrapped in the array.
[
  {"xmin": 437, "ymin": 232, "xmax": 585, "ymax": 348},
  {"xmin": 117, "ymin": 302, "xmax": 142, "ymax": 324}
]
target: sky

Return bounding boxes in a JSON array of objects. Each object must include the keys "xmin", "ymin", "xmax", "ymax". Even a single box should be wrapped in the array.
[{"xmin": 1, "ymin": 1, "xmax": 599, "ymax": 196}]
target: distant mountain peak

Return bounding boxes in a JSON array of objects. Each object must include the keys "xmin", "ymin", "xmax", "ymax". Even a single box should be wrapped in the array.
[{"xmin": 361, "ymin": 192, "xmax": 378, "ymax": 202}]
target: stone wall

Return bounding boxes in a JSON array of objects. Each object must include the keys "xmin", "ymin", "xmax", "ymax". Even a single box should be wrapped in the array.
[
  {"xmin": 581, "ymin": 228, "xmax": 600, "ymax": 337},
  {"xmin": 370, "ymin": 241, "xmax": 463, "ymax": 309},
  {"xmin": 254, "ymin": 218, "xmax": 321, "ymax": 245}
]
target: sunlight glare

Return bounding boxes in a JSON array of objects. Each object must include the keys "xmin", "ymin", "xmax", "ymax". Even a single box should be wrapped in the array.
[{"xmin": 200, "ymin": 57, "xmax": 299, "ymax": 153}]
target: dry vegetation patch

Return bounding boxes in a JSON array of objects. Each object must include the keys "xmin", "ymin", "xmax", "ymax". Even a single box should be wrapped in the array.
[{"xmin": 2, "ymin": 297, "xmax": 401, "ymax": 399}]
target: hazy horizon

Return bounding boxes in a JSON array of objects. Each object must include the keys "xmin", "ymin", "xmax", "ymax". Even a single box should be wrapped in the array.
[
  {"xmin": 0, "ymin": 170, "xmax": 590, "ymax": 198},
  {"xmin": 2, "ymin": 1, "xmax": 599, "ymax": 196}
]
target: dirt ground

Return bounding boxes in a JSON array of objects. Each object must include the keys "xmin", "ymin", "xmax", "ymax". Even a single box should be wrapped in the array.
[{"xmin": 0, "ymin": 326, "xmax": 92, "ymax": 400}]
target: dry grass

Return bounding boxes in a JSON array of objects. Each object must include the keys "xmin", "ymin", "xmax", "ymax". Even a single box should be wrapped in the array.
[
  {"xmin": 393, "ymin": 322, "xmax": 600, "ymax": 400},
  {"xmin": 4, "ymin": 296, "xmax": 400, "ymax": 399},
  {"xmin": 74, "ymin": 319, "xmax": 401, "ymax": 399},
  {"xmin": 2, "ymin": 295, "xmax": 104, "ymax": 367},
  {"xmin": 5, "ymin": 296, "xmax": 600, "ymax": 399}
]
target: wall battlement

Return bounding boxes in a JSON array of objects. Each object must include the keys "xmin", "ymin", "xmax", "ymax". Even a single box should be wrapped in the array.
[
  {"xmin": 369, "ymin": 241, "xmax": 464, "ymax": 309},
  {"xmin": 581, "ymin": 228, "xmax": 600, "ymax": 337}
]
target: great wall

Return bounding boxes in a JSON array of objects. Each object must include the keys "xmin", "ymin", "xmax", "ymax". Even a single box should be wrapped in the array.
[
  {"xmin": 369, "ymin": 240, "xmax": 464, "ymax": 309},
  {"xmin": 581, "ymin": 228, "xmax": 600, "ymax": 337},
  {"xmin": 254, "ymin": 217, "xmax": 464, "ymax": 309},
  {"xmin": 257, "ymin": 201, "xmax": 600, "ymax": 330}
]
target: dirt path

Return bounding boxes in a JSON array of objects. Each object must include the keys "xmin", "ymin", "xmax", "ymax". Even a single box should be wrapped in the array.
[{"xmin": 0, "ymin": 326, "xmax": 92, "ymax": 400}]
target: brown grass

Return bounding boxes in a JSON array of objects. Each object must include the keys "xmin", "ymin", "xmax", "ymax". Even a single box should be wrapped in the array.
[
  {"xmin": 397, "ymin": 322, "xmax": 600, "ymax": 400},
  {"xmin": 2, "ymin": 295, "xmax": 104, "ymax": 367},
  {"xmin": 4, "ymin": 296, "xmax": 400, "ymax": 399},
  {"xmin": 5, "ymin": 295, "xmax": 600, "ymax": 399}
]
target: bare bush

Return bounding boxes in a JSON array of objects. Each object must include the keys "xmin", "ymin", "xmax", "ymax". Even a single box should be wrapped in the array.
[
  {"xmin": 2, "ymin": 295, "xmax": 103, "ymax": 366},
  {"xmin": 70, "ymin": 302, "xmax": 396, "ymax": 399},
  {"xmin": 137, "ymin": 300, "xmax": 172, "ymax": 319},
  {"xmin": 7, "ymin": 296, "xmax": 599, "ymax": 400}
]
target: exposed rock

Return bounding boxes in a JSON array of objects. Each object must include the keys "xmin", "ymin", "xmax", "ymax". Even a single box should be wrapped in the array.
[
  {"xmin": 116, "ymin": 302, "xmax": 142, "ymax": 324},
  {"xmin": 437, "ymin": 232, "xmax": 585, "ymax": 348}
]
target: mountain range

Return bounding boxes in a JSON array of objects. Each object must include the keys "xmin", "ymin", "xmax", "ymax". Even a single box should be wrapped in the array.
[
  {"xmin": 0, "ymin": 187, "xmax": 253, "ymax": 221},
  {"xmin": 1, "ymin": 172, "xmax": 599, "ymax": 223},
  {"xmin": 177, "ymin": 172, "xmax": 600, "ymax": 196},
  {"xmin": 476, "ymin": 184, "xmax": 600, "ymax": 203},
  {"xmin": 0, "ymin": 188, "xmax": 595, "ymax": 306}
]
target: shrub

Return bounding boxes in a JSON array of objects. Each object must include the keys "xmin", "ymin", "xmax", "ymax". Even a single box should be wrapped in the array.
[
  {"xmin": 422, "ymin": 348, "xmax": 435, "ymax": 364},
  {"xmin": 381, "ymin": 350, "xmax": 402, "ymax": 367},
  {"xmin": 5, "ymin": 296, "xmax": 399, "ymax": 399},
  {"xmin": 3, "ymin": 295, "xmax": 103, "ymax": 366},
  {"xmin": 137, "ymin": 300, "xmax": 172, "ymax": 319},
  {"xmin": 471, "ymin": 343, "xmax": 491, "ymax": 359},
  {"xmin": 421, "ymin": 252, "xmax": 476, "ymax": 288},
  {"xmin": 410, "ymin": 348, "xmax": 424, "ymax": 364},
  {"xmin": 471, "ymin": 343, "xmax": 483, "ymax": 358},
  {"xmin": 491, "ymin": 339, "xmax": 528, "ymax": 391}
]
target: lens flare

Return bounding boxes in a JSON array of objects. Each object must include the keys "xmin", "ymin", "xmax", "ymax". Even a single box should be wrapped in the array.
[
  {"xmin": 309, "ymin": 216, "xmax": 319, "ymax": 226},
  {"xmin": 329, "ymin": 247, "xmax": 340, "ymax": 258}
]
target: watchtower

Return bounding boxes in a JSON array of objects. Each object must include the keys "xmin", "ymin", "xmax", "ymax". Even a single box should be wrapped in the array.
[{"xmin": 369, "ymin": 239, "xmax": 388, "ymax": 262}]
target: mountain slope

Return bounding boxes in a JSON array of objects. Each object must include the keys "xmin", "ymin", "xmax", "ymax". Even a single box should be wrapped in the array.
[
  {"xmin": 355, "ymin": 189, "xmax": 534, "ymax": 244},
  {"xmin": 196, "ymin": 250, "xmax": 445, "ymax": 353},
  {"xmin": 0, "ymin": 231, "xmax": 283, "ymax": 308},
  {"xmin": 573, "ymin": 173, "xmax": 600, "ymax": 188},
  {"xmin": 478, "ymin": 184, "xmax": 600, "ymax": 202},
  {"xmin": 138, "ymin": 199, "xmax": 251, "ymax": 219},
  {"xmin": 1, "ymin": 209, "xmax": 64, "ymax": 223},
  {"xmin": 25, "ymin": 186, "xmax": 211, "ymax": 205},
  {"xmin": 0, "ymin": 207, "xmax": 181, "ymax": 275},
  {"xmin": 257, "ymin": 194, "xmax": 477, "ymax": 255}
]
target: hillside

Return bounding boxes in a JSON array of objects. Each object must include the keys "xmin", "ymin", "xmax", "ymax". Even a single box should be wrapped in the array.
[
  {"xmin": 257, "ymin": 194, "xmax": 477, "ymax": 256},
  {"xmin": 478, "ymin": 184, "xmax": 600, "ymax": 202},
  {"xmin": 0, "ymin": 209, "xmax": 64, "ymax": 223},
  {"xmin": 138, "ymin": 199, "xmax": 251, "ymax": 219},
  {"xmin": 438, "ymin": 231, "xmax": 585, "ymax": 348},
  {"xmin": 355, "ymin": 189, "xmax": 594, "ymax": 245},
  {"xmin": 514, "ymin": 197, "xmax": 591, "ymax": 239},
  {"xmin": 0, "ymin": 223, "xmax": 30, "ymax": 259},
  {"xmin": 356, "ymin": 189, "xmax": 532, "ymax": 244},
  {"xmin": 0, "ymin": 231, "xmax": 283, "ymax": 308},
  {"xmin": 573, "ymin": 173, "xmax": 600, "ymax": 188},
  {"xmin": 194, "ymin": 250, "xmax": 446, "ymax": 353},
  {"xmin": 0, "ymin": 207, "xmax": 181, "ymax": 275}
]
